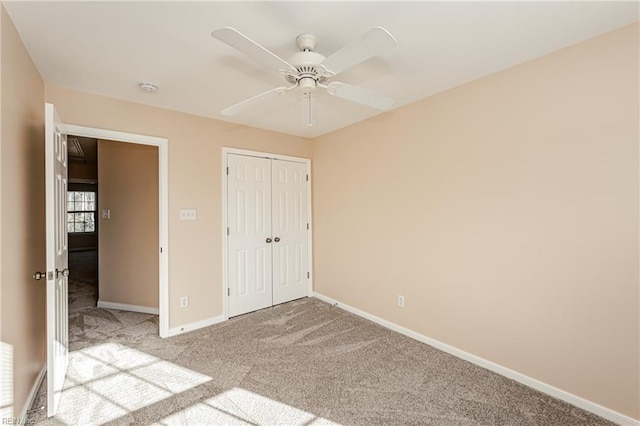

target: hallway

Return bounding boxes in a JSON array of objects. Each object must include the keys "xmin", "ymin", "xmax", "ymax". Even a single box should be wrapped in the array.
[{"xmin": 67, "ymin": 250, "xmax": 98, "ymax": 312}]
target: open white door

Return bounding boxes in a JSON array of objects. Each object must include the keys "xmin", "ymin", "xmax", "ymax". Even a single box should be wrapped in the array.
[{"xmin": 45, "ymin": 103, "xmax": 69, "ymax": 417}]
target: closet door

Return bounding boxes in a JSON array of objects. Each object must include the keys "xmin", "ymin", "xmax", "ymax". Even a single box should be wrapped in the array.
[
  {"xmin": 271, "ymin": 159, "xmax": 309, "ymax": 305},
  {"xmin": 227, "ymin": 154, "xmax": 273, "ymax": 317}
]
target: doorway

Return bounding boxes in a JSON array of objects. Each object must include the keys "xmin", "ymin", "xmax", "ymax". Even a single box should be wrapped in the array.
[
  {"xmin": 61, "ymin": 124, "xmax": 169, "ymax": 337},
  {"xmin": 66, "ymin": 136, "xmax": 160, "ymax": 317},
  {"xmin": 223, "ymin": 148, "xmax": 313, "ymax": 318},
  {"xmin": 66, "ymin": 136, "xmax": 99, "ymax": 311}
]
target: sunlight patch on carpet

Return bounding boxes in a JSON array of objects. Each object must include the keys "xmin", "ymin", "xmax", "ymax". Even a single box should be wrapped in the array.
[
  {"xmin": 54, "ymin": 342, "xmax": 211, "ymax": 424},
  {"xmin": 155, "ymin": 387, "xmax": 341, "ymax": 425}
]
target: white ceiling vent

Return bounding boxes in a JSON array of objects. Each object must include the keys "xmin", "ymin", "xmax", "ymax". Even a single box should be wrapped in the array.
[{"xmin": 68, "ymin": 138, "xmax": 85, "ymax": 162}]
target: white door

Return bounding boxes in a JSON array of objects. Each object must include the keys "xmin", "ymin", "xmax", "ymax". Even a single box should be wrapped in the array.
[
  {"xmin": 227, "ymin": 154, "xmax": 273, "ymax": 317},
  {"xmin": 272, "ymin": 160, "xmax": 309, "ymax": 305},
  {"xmin": 45, "ymin": 103, "xmax": 69, "ymax": 417},
  {"xmin": 226, "ymin": 153, "xmax": 310, "ymax": 318}
]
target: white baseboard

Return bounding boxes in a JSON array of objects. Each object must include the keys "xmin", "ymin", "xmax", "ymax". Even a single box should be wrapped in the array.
[
  {"xmin": 97, "ymin": 300, "xmax": 159, "ymax": 315},
  {"xmin": 312, "ymin": 292, "xmax": 639, "ymax": 426},
  {"xmin": 18, "ymin": 364, "xmax": 46, "ymax": 422},
  {"xmin": 168, "ymin": 315, "xmax": 225, "ymax": 337}
]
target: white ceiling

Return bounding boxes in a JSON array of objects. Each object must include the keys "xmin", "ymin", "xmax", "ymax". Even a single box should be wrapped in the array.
[{"xmin": 4, "ymin": 1, "xmax": 638, "ymax": 138}]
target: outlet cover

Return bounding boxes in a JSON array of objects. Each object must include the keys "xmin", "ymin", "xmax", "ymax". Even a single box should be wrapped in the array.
[
  {"xmin": 397, "ymin": 295, "xmax": 405, "ymax": 308},
  {"xmin": 180, "ymin": 296, "xmax": 189, "ymax": 308},
  {"xmin": 179, "ymin": 209, "xmax": 197, "ymax": 221}
]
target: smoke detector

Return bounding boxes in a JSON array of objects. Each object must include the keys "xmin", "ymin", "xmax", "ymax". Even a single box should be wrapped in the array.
[{"xmin": 138, "ymin": 82, "xmax": 158, "ymax": 93}]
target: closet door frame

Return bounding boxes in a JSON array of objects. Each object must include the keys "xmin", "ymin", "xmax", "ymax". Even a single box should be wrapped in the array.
[{"xmin": 221, "ymin": 147, "xmax": 312, "ymax": 320}]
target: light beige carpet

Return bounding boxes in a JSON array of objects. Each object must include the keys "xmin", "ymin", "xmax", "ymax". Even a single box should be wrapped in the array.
[{"xmin": 29, "ymin": 297, "xmax": 613, "ymax": 425}]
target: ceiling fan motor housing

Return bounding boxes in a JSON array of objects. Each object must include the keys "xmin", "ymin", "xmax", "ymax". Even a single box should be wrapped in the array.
[{"xmin": 286, "ymin": 42, "xmax": 328, "ymax": 92}]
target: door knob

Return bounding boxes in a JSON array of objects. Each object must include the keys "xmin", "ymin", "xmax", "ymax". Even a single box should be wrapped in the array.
[
  {"xmin": 56, "ymin": 268, "xmax": 70, "ymax": 278},
  {"xmin": 32, "ymin": 271, "xmax": 46, "ymax": 281},
  {"xmin": 266, "ymin": 238, "xmax": 272, "ymax": 243},
  {"xmin": 274, "ymin": 237, "xmax": 280, "ymax": 242}
]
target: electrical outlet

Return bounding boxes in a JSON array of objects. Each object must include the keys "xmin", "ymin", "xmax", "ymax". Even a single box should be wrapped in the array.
[
  {"xmin": 180, "ymin": 296, "xmax": 189, "ymax": 308},
  {"xmin": 397, "ymin": 295, "xmax": 405, "ymax": 308},
  {"xmin": 179, "ymin": 209, "xmax": 197, "ymax": 221}
]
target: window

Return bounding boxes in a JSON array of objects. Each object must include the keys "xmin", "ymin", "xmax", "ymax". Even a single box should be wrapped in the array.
[{"xmin": 67, "ymin": 191, "xmax": 96, "ymax": 233}]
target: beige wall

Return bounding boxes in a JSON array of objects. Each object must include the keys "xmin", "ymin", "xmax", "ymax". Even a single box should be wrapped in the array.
[
  {"xmin": 68, "ymin": 232, "xmax": 96, "ymax": 252},
  {"xmin": 68, "ymin": 162, "xmax": 97, "ymax": 182},
  {"xmin": 0, "ymin": 4, "xmax": 46, "ymax": 417},
  {"xmin": 98, "ymin": 140, "xmax": 159, "ymax": 308},
  {"xmin": 45, "ymin": 85, "xmax": 313, "ymax": 327},
  {"xmin": 313, "ymin": 23, "xmax": 639, "ymax": 419}
]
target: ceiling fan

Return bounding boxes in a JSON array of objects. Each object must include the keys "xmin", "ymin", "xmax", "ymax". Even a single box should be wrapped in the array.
[{"xmin": 211, "ymin": 27, "xmax": 397, "ymax": 127}]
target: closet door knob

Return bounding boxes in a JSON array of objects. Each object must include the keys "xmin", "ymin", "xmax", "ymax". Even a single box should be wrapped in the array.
[
  {"xmin": 266, "ymin": 238, "xmax": 272, "ymax": 243},
  {"xmin": 274, "ymin": 237, "xmax": 280, "ymax": 242}
]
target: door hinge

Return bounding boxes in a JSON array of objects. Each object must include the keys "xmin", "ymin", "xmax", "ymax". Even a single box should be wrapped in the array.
[
  {"xmin": 48, "ymin": 271, "xmax": 54, "ymax": 281},
  {"xmin": 160, "ymin": 247, "xmax": 163, "ymax": 253},
  {"xmin": 307, "ymin": 223, "xmax": 309, "ymax": 230},
  {"xmin": 227, "ymin": 288, "xmax": 230, "ymax": 296},
  {"xmin": 226, "ymin": 166, "xmax": 229, "ymax": 175},
  {"xmin": 306, "ymin": 174, "xmax": 309, "ymax": 181},
  {"xmin": 227, "ymin": 227, "xmax": 229, "ymax": 235},
  {"xmin": 307, "ymin": 272, "xmax": 310, "ymax": 279}
]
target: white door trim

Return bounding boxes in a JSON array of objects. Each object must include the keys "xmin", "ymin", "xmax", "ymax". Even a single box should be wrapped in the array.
[
  {"xmin": 61, "ymin": 124, "xmax": 170, "ymax": 338},
  {"xmin": 221, "ymin": 147, "xmax": 313, "ymax": 320}
]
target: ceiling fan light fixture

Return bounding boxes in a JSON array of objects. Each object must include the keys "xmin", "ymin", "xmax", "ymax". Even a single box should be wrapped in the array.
[{"xmin": 298, "ymin": 77, "xmax": 316, "ymax": 94}]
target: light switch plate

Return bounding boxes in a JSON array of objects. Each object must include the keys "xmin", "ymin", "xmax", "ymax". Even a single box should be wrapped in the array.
[
  {"xmin": 179, "ymin": 209, "xmax": 197, "ymax": 221},
  {"xmin": 102, "ymin": 209, "xmax": 110, "ymax": 219}
]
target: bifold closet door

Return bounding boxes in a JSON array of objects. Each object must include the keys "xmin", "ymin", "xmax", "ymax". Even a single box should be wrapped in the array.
[
  {"xmin": 271, "ymin": 159, "xmax": 309, "ymax": 305},
  {"xmin": 227, "ymin": 154, "xmax": 273, "ymax": 317}
]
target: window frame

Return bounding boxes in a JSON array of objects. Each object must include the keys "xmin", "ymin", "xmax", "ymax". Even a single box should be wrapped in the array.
[{"xmin": 67, "ymin": 190, "xmax": 97, "ymax": 234}]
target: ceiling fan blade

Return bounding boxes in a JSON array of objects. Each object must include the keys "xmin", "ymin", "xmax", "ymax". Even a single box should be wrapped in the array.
[
  {"xmin": 221, "ymin": 87, "xmax": 289, "ymax": 116},
  {"xmin": 320, "ymin": 27, "xmax": 396, "ymax": 76},
  {"xmin": 212, "ymin": 27, "xmax": 296, "ymax": 73},
  {"xmin": 326, "ymin": 82, "xmax": 394, "ymax": 111}
]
